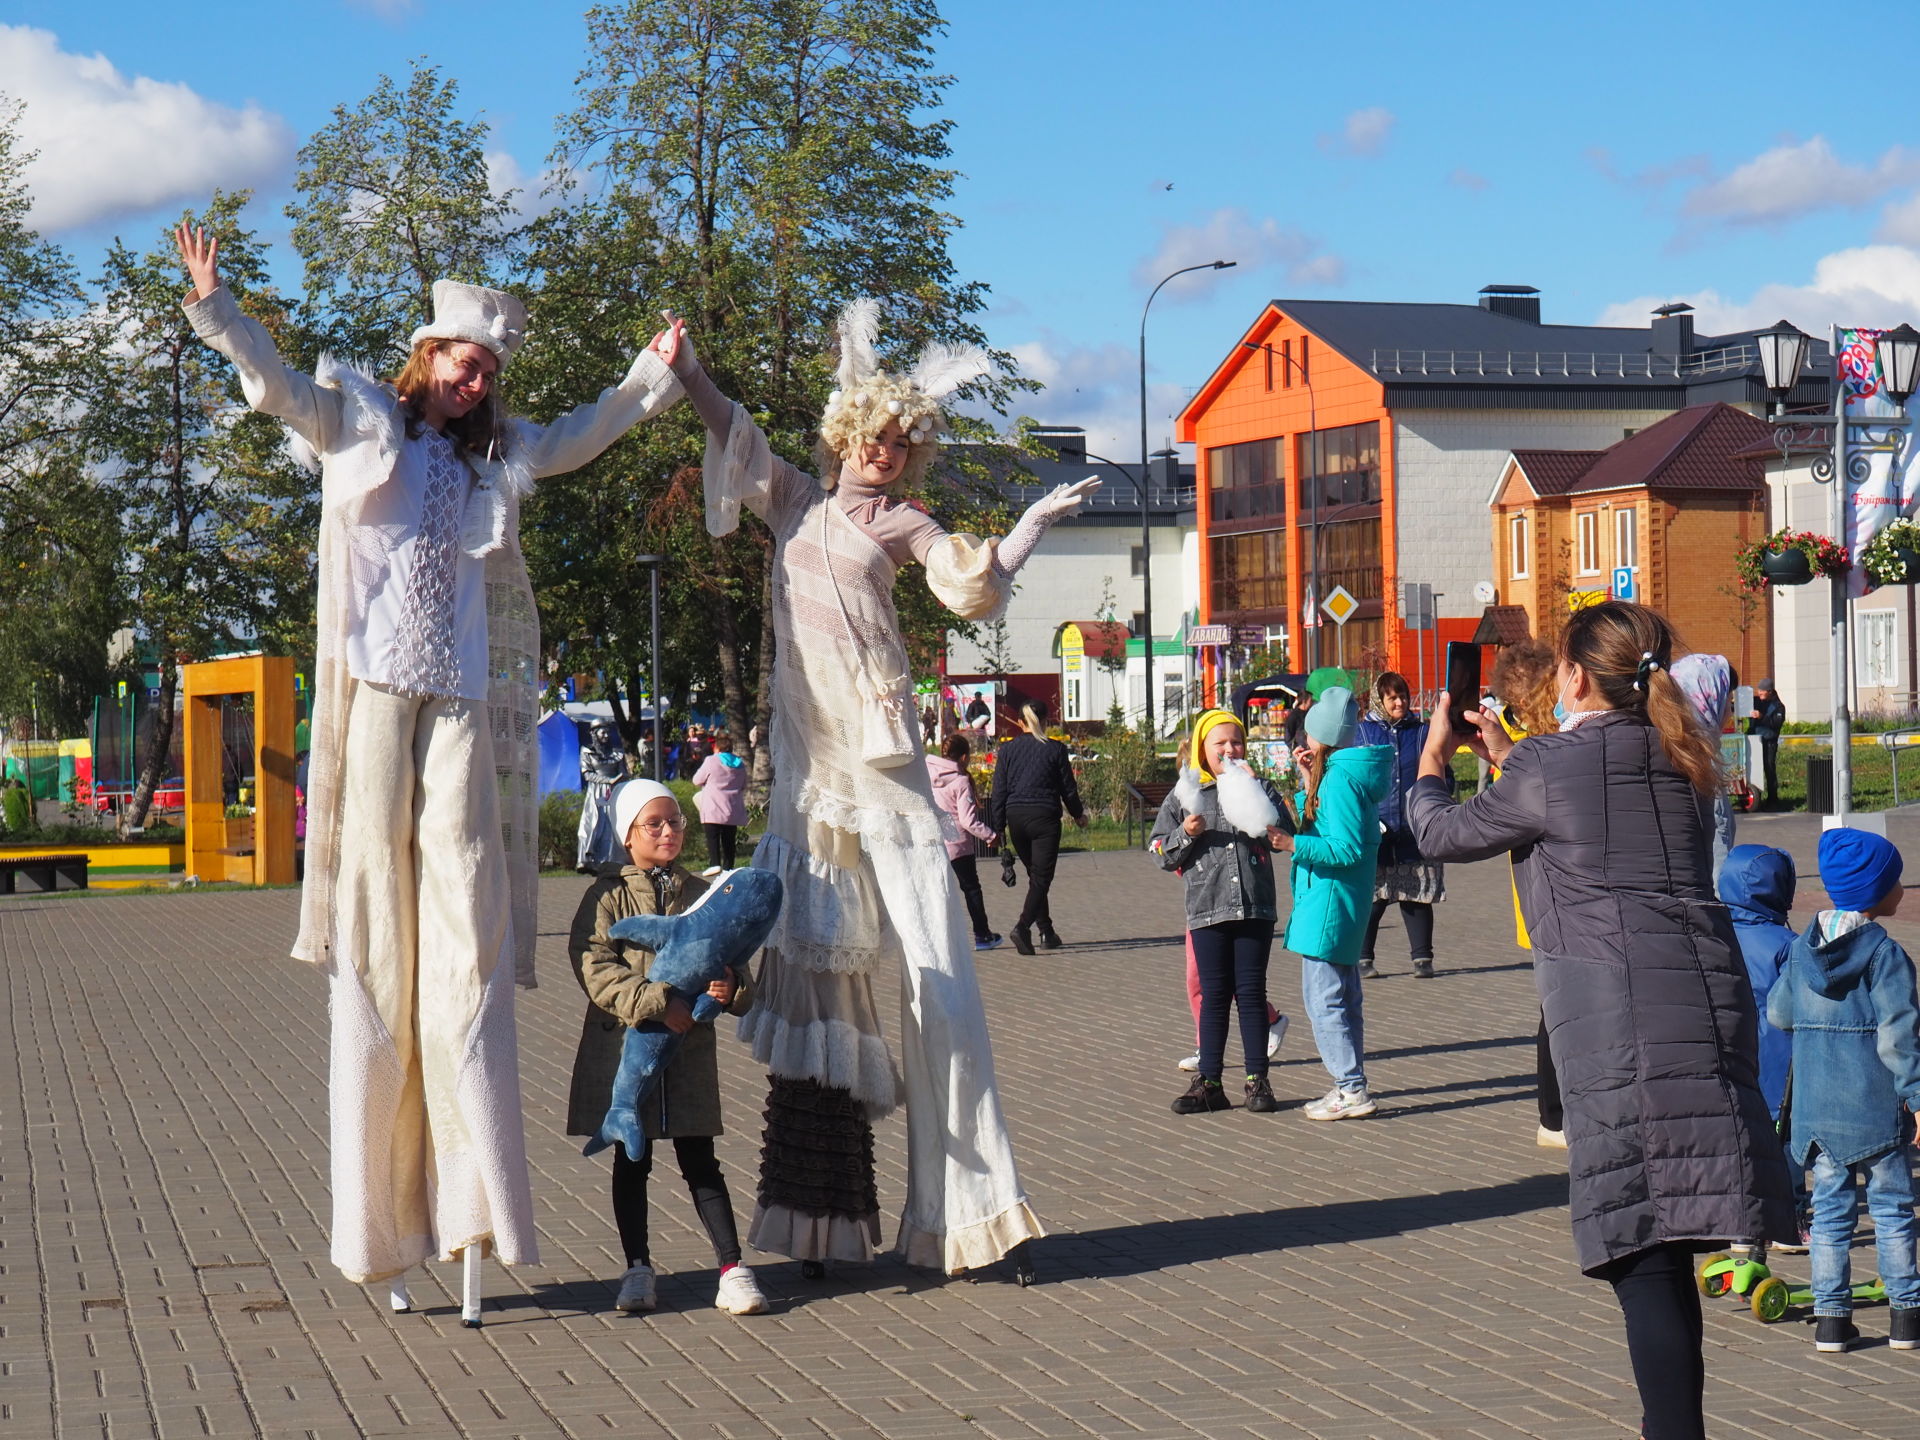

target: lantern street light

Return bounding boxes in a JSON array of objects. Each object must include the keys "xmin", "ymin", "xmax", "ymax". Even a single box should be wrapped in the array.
[
  {"xmin": 1757, "ymin": 320, "xmax": 1916, "ymax": 819},
  {"xmin": 1139, "ymin": 259, "xmax": 1236, "ymax": 741},
  {"xmin": 634, "ymin": 554, "xmax": 667, "ymax": 780}
]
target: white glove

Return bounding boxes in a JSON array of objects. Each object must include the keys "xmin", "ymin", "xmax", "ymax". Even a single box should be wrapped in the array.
[{"xmin": 997, "ymin": 477, "xmax": 1102, "ymax": 575}]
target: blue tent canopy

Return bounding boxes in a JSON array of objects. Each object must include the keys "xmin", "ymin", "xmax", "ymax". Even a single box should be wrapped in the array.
[{"xmin": 537, "ymin": 711, "xmax": 582, "ymax": 797}]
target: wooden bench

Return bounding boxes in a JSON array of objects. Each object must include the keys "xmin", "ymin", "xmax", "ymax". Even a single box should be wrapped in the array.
[
  {"xmin": 1124, "ymin": 781, "xmax": 1176, "ymax": 850},
  {"xmin": 0, "ymin": 853, "xmax": 89, "ymax": 895}
]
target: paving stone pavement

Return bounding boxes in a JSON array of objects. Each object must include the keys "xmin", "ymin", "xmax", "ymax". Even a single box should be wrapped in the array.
[{"xmin": 6, "ymin": 811, "xmax": 1920, "ymax": 1439}]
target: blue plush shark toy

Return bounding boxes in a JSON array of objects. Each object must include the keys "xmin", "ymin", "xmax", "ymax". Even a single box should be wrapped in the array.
[{"xmin": 583, "ymin": 867, "xmax": 785, "ymax": 1160}]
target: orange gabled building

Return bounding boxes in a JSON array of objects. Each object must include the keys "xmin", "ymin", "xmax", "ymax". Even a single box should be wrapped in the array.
[{"xmin": 1175, "ymin": 287, "xmax": 1824, "ymax": 689}]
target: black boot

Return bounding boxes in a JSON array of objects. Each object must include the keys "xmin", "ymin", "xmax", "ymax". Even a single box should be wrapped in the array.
[
  {"xmin": 1010, "ymin": 925, "xmax": 1035, "ymax": 956},
  {"xmin": 1038, "ymin": 924, "xmax": 1063, "ymax": 950}
]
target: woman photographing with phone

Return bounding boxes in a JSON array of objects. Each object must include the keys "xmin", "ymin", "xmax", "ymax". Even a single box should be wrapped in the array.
[{"xmin": 1407, "ymin": 601, "xmax": 1792, "ymax": 1440}]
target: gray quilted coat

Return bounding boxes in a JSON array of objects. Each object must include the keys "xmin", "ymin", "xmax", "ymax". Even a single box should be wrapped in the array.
[{"xmin": 1408, "ymin": 711, "xmax": 1795, "ymax": 1273}]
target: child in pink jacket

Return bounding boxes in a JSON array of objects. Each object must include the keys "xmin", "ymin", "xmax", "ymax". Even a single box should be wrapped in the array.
[{"xmin": 926, "ymin": 734, "xmax": 1002, "ymax": 950}]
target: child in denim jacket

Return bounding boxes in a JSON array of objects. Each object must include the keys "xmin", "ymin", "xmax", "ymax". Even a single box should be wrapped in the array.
[{"xmin": 1768, "ymin": 826, "xmax": 1920, "ymax": 1353}]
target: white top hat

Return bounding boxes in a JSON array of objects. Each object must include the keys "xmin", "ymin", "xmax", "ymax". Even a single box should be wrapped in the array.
[{"xmin": 409, "ymin": 279, "xmax": 528, "ymax": 365}]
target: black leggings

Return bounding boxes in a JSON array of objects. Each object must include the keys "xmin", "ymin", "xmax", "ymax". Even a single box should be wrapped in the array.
[
  {"xmin": 1594, "ymin": 1242, "xmax": 1705, "ymax": 1440},
  {"xmin": 1006, "ymin": 806, "xmax": 1062, "ymax": 932},
  {"xmin": 1536, "ymin": 1012, "xmax": 1563, "ymax": 1130},
  {"xmin": 702, "ymin": 823, "xmax": 738, "ymax": 870},
  {"xmin": 1359, "ymin": 898, "xmax": 1434, "ymax": 961},
  {"xmin": 1191, "ymin": 918, "xmax": 1275, "ymax": 1080},
  {"xmin": 951, "ymin": 855, "xmax": 993, "ymax": 939},
  {"xmin": 611, "ymin": 1137, "xmax": 740, "ymax": 1269}
]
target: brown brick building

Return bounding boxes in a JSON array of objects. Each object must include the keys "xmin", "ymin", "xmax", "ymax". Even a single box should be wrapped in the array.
[{"xmin": 1490, "ymin": 402, "xmax": 1774, "ymax": 677}]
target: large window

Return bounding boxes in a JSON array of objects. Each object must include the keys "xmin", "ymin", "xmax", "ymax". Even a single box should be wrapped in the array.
[
  {"xmin": 1304, "ymin": 421, "xmax": 1381, "ymax": 509},
  {"xmin": 1577, "ymin": 511, "xmax": 1601, "ymax": 574},
  {"xmin": 1317, "ymin": 516, "xmax": 1383, "ymax": 600},
  {"xmin": 1510, "ymin": 513, "xmax": 1530, "ymax": 579},
  {"xmin": 1615, "ymin": 506, "xmax": 1638, "ymax": 569},
  {"xmin": 1209, "ymin": 528, "xmax": 1288, "ymax": 614},
  {"xmin": 1207, "ymin": 438, "xmax": 1287, "ymax": 524},
  {"xmin": 1859, "ymin": 610, "xmax": 1899, "ymax": 689}
]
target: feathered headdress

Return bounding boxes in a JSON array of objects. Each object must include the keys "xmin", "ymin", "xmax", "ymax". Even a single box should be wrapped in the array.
[{"xmin": 817, "ymin": 298, "xmax": 991, "ymax": 488}]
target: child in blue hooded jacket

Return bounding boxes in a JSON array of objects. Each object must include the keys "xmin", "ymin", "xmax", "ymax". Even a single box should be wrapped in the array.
[
  {"xmin": 1276, "ymin": 686, "xmax": 1393, "ymax": 1121},
  {"xmin": 1768, "ymin": 826, "xmax": 1920, "ymax": 1354}
]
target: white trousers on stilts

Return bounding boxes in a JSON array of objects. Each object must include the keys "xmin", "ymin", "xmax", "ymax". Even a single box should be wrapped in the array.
[{"xmin": 327, "ymin": 682, "xmax": 536, "ymax": 1285}]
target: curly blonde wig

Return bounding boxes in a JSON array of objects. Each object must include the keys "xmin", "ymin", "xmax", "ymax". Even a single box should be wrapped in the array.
[{"xmin": 815, "ymin": 372, "xmax": 946, "ymax": 489}]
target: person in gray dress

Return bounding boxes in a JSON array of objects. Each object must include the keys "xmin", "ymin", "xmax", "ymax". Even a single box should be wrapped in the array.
[{"xmin": 1408, "ymin": 601, "xmax": 1793, "ymax": 1440}]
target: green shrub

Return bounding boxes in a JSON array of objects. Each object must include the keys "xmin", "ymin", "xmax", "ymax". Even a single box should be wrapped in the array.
[
  {"xmin": 1, "ymin": 784, "xmax": 29, "ymax": 835},
  {"xmin": 539, "ymin": 790, "xmax": 584, "ymax": 871}
]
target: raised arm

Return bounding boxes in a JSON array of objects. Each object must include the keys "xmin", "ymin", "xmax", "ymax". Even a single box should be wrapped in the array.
[
  {"xmin": 517, "ymin": 320, "xmax": 684, "ymax": 480},
  {"xmin": 1409, "ymin": 736, "xmax": 1550, "ymax": 864},
  {"xmin": 666, "ymin": 321, "xmax": 816, "ymax": 536},
  {"xmin": 176, "ymin": 223, "xmax": 341, "ymax": 452}
]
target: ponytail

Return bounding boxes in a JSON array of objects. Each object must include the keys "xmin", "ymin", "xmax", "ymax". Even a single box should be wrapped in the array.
[
  {"xmin": 1559, "ymin": 601, "xmax": 1722, "ymax": 795},
  {"xmin": 1300, "ymin": 746, "xmax": 1327, "ymax": 825}
]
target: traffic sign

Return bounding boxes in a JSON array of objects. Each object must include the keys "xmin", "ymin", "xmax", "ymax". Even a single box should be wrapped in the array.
[
  {"xmin": 1612, "ymin": 566, "xmax": 1635, "ymax": 601},
  {"xmin": 1321, "ymin": 585, "xmax": 1359, "ymax": 627}
]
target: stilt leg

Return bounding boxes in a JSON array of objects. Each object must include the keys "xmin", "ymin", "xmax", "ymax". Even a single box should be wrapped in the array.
[
  {"xmin": 389, "ymin": 1276, "xmax": 411, "ymax": 1313},
  {"xmin": 1010, "ymin": 1239, "xmax": 1035, "ymax": 1287},
  {"xmin": 462, "ymin": 1246, "xmax": 484, "ymax": 1328}
]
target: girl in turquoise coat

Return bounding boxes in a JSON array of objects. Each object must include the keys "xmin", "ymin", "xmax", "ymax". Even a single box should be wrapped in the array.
[{"xmin": 1278, "ymin": 687, "xmax": 1393, "ymax": 1120}]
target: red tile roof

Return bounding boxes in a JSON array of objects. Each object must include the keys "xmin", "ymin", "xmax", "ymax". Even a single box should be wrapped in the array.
[
  {"xmin": 1565, "ymin": 403, "xmax": 1771, "ymax": 495},
  {"xmin": 1509, "ymin": 449, "xmax": 1603, "ymax": 496}
]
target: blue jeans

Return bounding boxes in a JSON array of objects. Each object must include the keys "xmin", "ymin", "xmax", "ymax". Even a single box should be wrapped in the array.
[
  {"xmin": 1809, "ymin": 1144, "xmax": 1920, "ymax": 1316},
  {"xmin": 1301, "ymin": 957, "xmax": 1365, "ymax": 1090}
]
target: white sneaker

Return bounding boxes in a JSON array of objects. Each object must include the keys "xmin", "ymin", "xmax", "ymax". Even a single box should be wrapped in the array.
[
  {"xmin": 1536, "ymin": 1124, "xmax": 1568, "ymax": 1150},
  {"xmin": 615, "ymin": 1263, "xmax": 656, "ymax": 1313},
  {"xmin": 1267, "ymin": 1015, "xmax": 1290, "ymax": 1059},
  {"xmin": 715, "ymin": 1264, "xmax": 768, "ymax": 1315},
  {"xmin": 1302, "ymin": 1085, "xmax": 1377, "ymax": 1121},
  {"xmin": 1176, "ymin": 1052, "xmax": 1201, "ymax": 1072}
]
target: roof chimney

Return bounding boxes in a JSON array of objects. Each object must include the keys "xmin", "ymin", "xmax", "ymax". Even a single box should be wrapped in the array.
[
  {"xmin": 1650, "ymin": 302, "xmax": 1695, "ymax": 360},
  {"xmin": 1479, "ymin": 284, "xmax": 1541, "ymax": 324},
  {"xmin": 1030, "ymin": 426, "xmax": 1087, "ymax": 464}
]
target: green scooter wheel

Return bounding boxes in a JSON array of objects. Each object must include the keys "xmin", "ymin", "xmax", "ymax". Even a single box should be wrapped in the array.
[{"xmin": 1751, "ymin": 1276, "xmax": 1791, "ymax": 1323}]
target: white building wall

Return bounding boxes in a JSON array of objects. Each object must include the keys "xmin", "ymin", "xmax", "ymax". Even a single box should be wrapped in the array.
[
  {"xmin": 944, "ymin": 517, "xmax": 1191, "ymax": 676},
  {"xmin": 1393, "ymin": 407, "xmax": 1677, "ymax": 619}
]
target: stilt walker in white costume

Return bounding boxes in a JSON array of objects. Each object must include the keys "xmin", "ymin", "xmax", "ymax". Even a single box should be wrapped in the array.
[
  {"xmin": 175, "ymin": 226, "xmax": 685, "ymax": 1297},
  {"xmin": 660, "ymin": 303, "xmax": 1095, "ymax": 1277}
]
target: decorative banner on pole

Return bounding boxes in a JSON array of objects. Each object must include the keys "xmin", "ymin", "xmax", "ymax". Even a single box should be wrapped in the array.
[
  {"xmin": 1838, "ymin": 327, "xmax": 1920, "ymax": 597},
  {"xmin": 1300, "ymin": 582, "xmax": 1320, "ymax": 628}
]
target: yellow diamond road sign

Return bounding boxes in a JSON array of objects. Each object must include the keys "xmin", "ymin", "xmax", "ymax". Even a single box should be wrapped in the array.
[{"xmin": 1321, "ymin": 585, "xmax": 1359, "ymax": 626}]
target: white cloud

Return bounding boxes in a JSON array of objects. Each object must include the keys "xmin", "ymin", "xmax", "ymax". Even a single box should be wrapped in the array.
[
  {"xmin": 1876, "ymin": 192, "xmax": 1920, "ymax": 246},
  {"xmin": 1596, "ymin": 245, "xmax": 1920, "ymax": 336},
  {"xmin": 1132, "ymin": 207, "xmax": 1345, "ymax": 300},
  {"xmin": 1681, "ymin": 137, "xmax": 1920, "ymax": 226},
  {"xmin": 0, "ymin": 25, "xmax": 293, "ymax": 232},
  {"xmin": 1318, "ymin": 106, "xmax": 1394, "ymax": 159},
  {"xmin": 976, "ymin": 337, "xmax": 1191, "ymax": 460},
  {"xmin": 484, "ymin": 150, "xmax": 576, "ymax": 224}
]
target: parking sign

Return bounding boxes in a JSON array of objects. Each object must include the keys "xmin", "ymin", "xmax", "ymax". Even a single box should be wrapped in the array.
[{"xmin": 1612, "ymin": 566, "xmax": 1635, "ymax": 601}]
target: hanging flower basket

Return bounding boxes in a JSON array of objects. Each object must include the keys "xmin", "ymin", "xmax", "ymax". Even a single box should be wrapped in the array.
[
  {"xmin": 1736, "ymin": 529, "xmax": 1850, "ymax": 591},
  {"xmin": 1860, "ymin": 519, "xmax": 1920, "ymax": 586}
]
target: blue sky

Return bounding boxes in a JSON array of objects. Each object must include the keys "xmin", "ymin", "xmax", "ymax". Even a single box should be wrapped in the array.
[{"xmin": 9, "ymin": 1, "xmax": 1920, "ymax": 453}]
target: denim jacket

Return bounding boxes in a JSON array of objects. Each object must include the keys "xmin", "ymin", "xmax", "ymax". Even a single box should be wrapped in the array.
[
  {"xmin": 1149, "ymin": 780, "xmax": 1288, "ymax": 929},
  {"xmin": 1768, "ymin": 915, "xmax": 1920, "ymax": 1166}
]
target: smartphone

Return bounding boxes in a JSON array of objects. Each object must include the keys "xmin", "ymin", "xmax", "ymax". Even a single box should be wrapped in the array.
[{"xmin": 1444, "ymin": 641, "xmax": 1481, "ymax": 737}]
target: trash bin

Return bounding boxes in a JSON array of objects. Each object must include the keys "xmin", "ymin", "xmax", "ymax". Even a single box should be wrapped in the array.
[{"xmin": 1805, "ymin": 754, "xmax": 1833, "ymax": 814}]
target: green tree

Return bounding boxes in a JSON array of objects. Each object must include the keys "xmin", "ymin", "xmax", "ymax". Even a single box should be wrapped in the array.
[
  {"xmin": 87, "ymin": 196, "xmax": 317, "ymax": 827},
  {"xmin": 286, "ymin": 61, "xmax": 519, "ymax": 366},
  {"xmin": 534, "ymin": 0, "xmax": 1030, "ymax": 782}
]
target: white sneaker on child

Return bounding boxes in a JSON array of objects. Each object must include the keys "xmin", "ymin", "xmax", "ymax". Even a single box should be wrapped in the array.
[
  {"xmin": 1267, "ymin": 1015, "xmax": 1289, "ymax": 1059},
  {"xmin": 715, "ymin": 1264, "xmax": 769, "ymax": 1315},
  {"xmin": 1176, "ymin": 1052, "xmax": 1200, "ymax": 1072},
  {"xmin": 615, "ymin": 1263, "xmax": 657, "ymax": 1312},
  {"xmin": 1303, "ymin": 1085, "xmax": 1377, "ymax": 1121}
]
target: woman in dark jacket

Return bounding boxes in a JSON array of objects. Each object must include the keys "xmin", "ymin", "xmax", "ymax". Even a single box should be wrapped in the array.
[
  {"xmin": 1353, "ymin": 671, "xmax": 1448, "ymax": 979},
  {"xmin": 1408, "ymin": 602, "xmax": 1793, "ymax": 1440},
  {"xmin": 988, "ymin": 698, "xmax": 1087, "ymax": 955}
]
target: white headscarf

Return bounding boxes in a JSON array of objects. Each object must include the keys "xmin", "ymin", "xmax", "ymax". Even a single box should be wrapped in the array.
[{"xmin": 610, "ymin": 778, "xmax": 678, "ymax": 849}]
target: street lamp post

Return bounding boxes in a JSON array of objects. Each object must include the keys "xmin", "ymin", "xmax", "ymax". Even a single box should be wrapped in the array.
[
  {"xmin": 635, "ymin": 554, "xmax": 667, "ymax": 781},
  {"xmin": 1757, "ymin": 321, "xmax": 1920, "ymax": 820},
  {"xmin": 1242, "ymin": 341, "xmax": 1319, "ymax": 667},
  {"xmin": 1073, "ymin": 445, "xmax": 1167, "ymax": 731},
  {"xmin": 1140, "ymin": 259, "xmax": 1236, "ymax": 740}
]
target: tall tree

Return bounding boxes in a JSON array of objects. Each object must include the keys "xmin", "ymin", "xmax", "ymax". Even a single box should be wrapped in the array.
[
  {"xmin": 530, "ymin": 0, "xmax": 1031, "ymax": 776},
  {"xmin": 87, "ymin": 195, "xmax": 316, "ymax": 828},
  {"xmin": 287, "ymin": 61, "xmax": 519, "ymax": 366}
]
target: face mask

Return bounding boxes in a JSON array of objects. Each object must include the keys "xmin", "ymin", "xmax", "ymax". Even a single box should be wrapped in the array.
[{"xmin": 1553, "ymin": 673, "xmax": 1574, "ymax": 729}]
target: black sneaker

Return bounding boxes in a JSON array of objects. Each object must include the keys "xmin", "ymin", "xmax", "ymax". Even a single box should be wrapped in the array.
[
  {"xmin": 1038, "ymin": 926, "xmax": 1063, "ymax": 950},
  {"xmin": 1413, "ymin": 958, "xmax": 1436, "ymax": 980},
  {"xmin": 1244, "ymin": 1075, "xmax": 1278, "ymax": 1113},
  {"xmin": 1815, "ymin": 1315, "xmax": 1860, "ymax": 1353},
  {"xmin": 1009, "ymin": 926, "xmax": 1035, "ymax": 956},
  {"xmin": 1892, "ymin": 1307, "xmax": 1920, "ymax": 1351},
  {"xmin": 1171, "ymin": 1076, "xmax": 1231, "ymax": 1115}
]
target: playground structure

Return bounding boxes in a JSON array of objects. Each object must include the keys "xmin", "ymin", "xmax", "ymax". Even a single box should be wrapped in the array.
[{"xmin": 182, "ymin": 655, "xmax": 297, "ymax": 886}]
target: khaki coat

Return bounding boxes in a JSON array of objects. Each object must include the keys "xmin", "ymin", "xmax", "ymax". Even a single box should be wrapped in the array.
[{"xmin": 565, "ymin": 864, "xmax": 756, "ymax": 1139}]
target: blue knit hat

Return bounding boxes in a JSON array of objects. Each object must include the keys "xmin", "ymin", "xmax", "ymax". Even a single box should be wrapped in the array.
[
  {"xmin": 1817, "ymin": 826, "xmax": 1905, "ymax": 913},
  {"xmin": 1304, "ymin": 686, "xmax": 1358, "ymax": 748}
]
